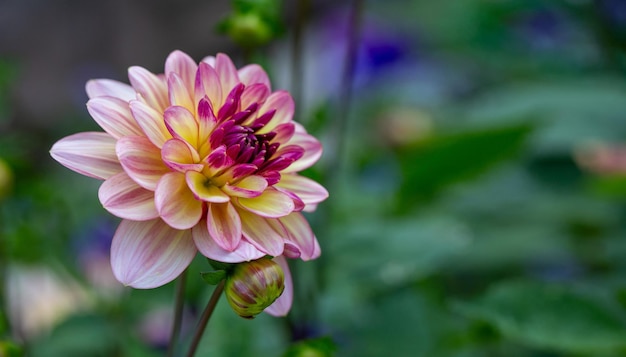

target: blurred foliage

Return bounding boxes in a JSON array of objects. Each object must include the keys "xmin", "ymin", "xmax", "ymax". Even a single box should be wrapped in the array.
[
  {"xmin": 3, "ymin": 0, "xmax": 626, "ymax": 356},
  {"xmin": 218, "ymin": 0, "xmax": 285, "ymax": 49},
  {"xmin": 453, "ymin": 280, "xmax": 626, "ymax": 354}
]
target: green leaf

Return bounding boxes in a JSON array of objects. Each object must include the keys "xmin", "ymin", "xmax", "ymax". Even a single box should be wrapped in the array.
[
  {"xmin": 327, "ymin": 215, "xmax": 470, "ymax": 292},
  {"xmin": 396, "ymin": 124, "xmax": 533, "ymax": 206},
  {"xmin": 452, "ymin": 280, "xmax": 626, "ymax": 354},
  {"xmin": 201, "ymin": 270, "xmax": 227, "ymax": 285}
]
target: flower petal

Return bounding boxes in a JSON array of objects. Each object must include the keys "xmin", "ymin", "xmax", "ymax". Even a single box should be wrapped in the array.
[
  {"xmin": 155, "ymin": 172, "xmax": 203, "ymax": 230},
  {"xmin": 237, "ymin": 188, "xmax": 295, "ymax": 218},
  {"xmin": 50, "ymin": 132, "xmax": 122, "ymax": 180},
  {"xmin": 256, "ymin": 91, "xmax": 294, "ymax": 134},
  {"xmin": 282, "ymin": 132, "xmax": 323, "ymax": 173},
  {"xmin": 86, "ymin": 79, "xmax": 136, "ymax": 101},
  {"xmin": 111, "ymin": 219, "xmax": 196, "ymax": 289},
  {"xmin": 222, "ymin": 175, "xmax": 268, "ymax": 198},
  {"xmin": 207, "ymin": 202, "xmax": 242, "ymax": 251},
  {"xmin": 238, "ymin": 64, "xmax": 271, "ymax": 89},
  {"xmin": 215, "ymin": 53, "xmax": 240, "ymax": 106},
  {"xmin": 274, "ymin": 212, "xmax": 318, "ymax": 261},
  {"xmin": 165, "ymin": 50, "xmax": 198, "ymax": 97},
  {"xmin": 130, "ymin": 99, "xmax": 171, "ymax": 148},
  {"xmin": 192, "ymin": 221, "xmax": 264, "ymax": 263},
  {"xmin": 274, "ymin": 174, "xmax": 328, "ymax": 208},
  {"xmin": 98, "ymin": 172, "xmax": 158, "ymax": 221},
  {"xmin": 195, "ymin": 62, "xmax": 222, "ymax": 110},
  {"xmin": 168, "ymin": 73, "xmax": 195, "ymax": 114},
  {"xmin": 238, "ymin": 209, "xmax": 285, "ymax": 256},
  {"xmin": 117, "ymin": 136, "xmax": 169, "ymax": 190},
  {"xmin": 264, "ymin": 256, "xmax": 292, "ymax": 316},
  {"xmin": 240, "ymin": 83, "xmax": 270, "ymax": 115},
  {"xmin": 128, "ymin": 66, "xmax": 169, "ymax": 113},
  {"xmin": 186, "ymin": 171, "xmax": 230, "ymax": 203},
  {"xmin": 87, "ymin": 97, "xmax": 143, "ymax": 139},
  {"xmin": 162, "ymin": 139, "xmax": 203, "ymax": 173},
  {"xmin": 164, "ymin": 106, "xmax": 199, "ymax": 148}
]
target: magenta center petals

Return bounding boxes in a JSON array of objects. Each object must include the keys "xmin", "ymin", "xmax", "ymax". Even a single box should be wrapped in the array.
[{"xmin": 49, "ymin": 50, "xmax": 329, "ymax": 305}]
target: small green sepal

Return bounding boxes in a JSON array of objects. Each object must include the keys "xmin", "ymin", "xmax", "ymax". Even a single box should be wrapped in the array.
[
  {"xmin": 200, "ymin": 270, "xmax": 227, "ymax": 285},
  {"xmin": 207, "ymin": 259, "xmax": 234, "ymax": 272}
]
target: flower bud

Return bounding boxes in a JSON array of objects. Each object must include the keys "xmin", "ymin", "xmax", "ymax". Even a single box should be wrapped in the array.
[{"xmin": 224, "ymin": 257, "xmax": 285, "ymax": 319}]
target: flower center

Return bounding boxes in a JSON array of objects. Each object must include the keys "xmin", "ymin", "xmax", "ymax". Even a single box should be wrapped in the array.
[{"xmin": 222, "ymin": 124, "xmax": 279, "ymax": 165}]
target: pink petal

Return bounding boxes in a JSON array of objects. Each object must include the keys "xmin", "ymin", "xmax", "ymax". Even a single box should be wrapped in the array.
[
  {"xmin": 168, "ymin": 73, "xmax": 195, "ymax": 114},
  {"xmin": 165, "ymin": 50, "xmax": 198, "ymax": 97},
  {"xmin": 256, "ymin": 91, "xmax": 294, "ymax": 134},
  {"xmin": 116, "ymin": 136, "xmax": 169, "ymax": 190},
  {"xmin": 86, "ymin": 79, "xmax": 136, "ymax": 101},
  {"xmin": 194, "ymin": 62, "xmax": 222, "ymax": 110},
  {"xmin": 130, "ymin": 99, "xmax": 171, "ymax": 148},
  {"xmin": 185, "ymin": 171, "xmax": 230, "ymax": 203},
  {"xmin": 155, "ymin": 172, "xmax": 203, "ymax": 230},
  {"xmin": 111, "ymin": 219, "xmax": 197, "ymax": 289},
  {"xmin": 161, "ymin": 139, "xmax": 203, "ymax": 173},
  {"xmin": 87, "ymin": 97, "xmax": 143, "ymax": 139},
  {"xmin": 264, "ymin": 256, "xmax": 292, "ymax": 316},
  {"xmin": 201, "ymin": 56, "xmax": 216, "ymax": 67},
  {"xmin": 207, "ymin": 202, "xmax": 242, "ymax": 251},
  {"xmin": 215, "ymin": 53, "xmax": 240, "ymax": 105},
  {"xmin": 50, "ymin": 132, "xmax": 122, "ymax": 180},
  {"xmin": 240, "ymin": 83, "xmax": 270, "ymax": 115},
  {"xmin": 192, "ymin": 221, "xmax": 264, "ymax": 263},
  {"xmin": 164, "ymin": 106, "xmax": 199, "ymax": 148},
  {"xmin": 238, "ymin": 64, "xmax": 271, "ymax": 89},
  {"xmin": 222, "ymin": 175, "xmax": 268, "ymax": 198},
  {"xmin": 274, "ymin": 174, "xmax": 328, "ymax": 208},
  {"xmin": 98, "ymin": 172, "xmax": 158, "ymax": 221},
  {"xmin": 197, "ymin": 97, "xmax": 217, "ymax": 157},
  {"xmin": 271, "ymin": 123, "xmax": 295, "ymax": 145},
  {"xmin": 281, "ymin": 132, "xmax": 323, "ymax": 173},
  {"xmin": 274, "ymin": 212, "xmax": 318, "ymax": 261},
  {"xmin": 238, "ymin": 209, "xmax": 285, "ymax": 256},
  {"xmin": 237, "ymin": 188, "xmax": 295, "ymax": 218},
  {"xmin": 128, "ymin": 66, "xmax": 169, "ymax": 113}
]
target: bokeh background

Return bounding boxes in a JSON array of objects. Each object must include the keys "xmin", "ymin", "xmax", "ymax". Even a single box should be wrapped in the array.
[{"xmin": 2, "ymin": 0, "xmax": 626, "ymax": 356}]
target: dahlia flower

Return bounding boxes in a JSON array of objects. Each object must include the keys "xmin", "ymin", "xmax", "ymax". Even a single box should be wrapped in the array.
[{"xmin": 50, "ymin": 50, "xmax": 328, "ymax": 316}]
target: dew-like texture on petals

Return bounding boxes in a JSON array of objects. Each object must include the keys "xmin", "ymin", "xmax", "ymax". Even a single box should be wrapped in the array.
[{"xmin": 50, "ymin": 50, "xmax": 328, "ymax": 317}]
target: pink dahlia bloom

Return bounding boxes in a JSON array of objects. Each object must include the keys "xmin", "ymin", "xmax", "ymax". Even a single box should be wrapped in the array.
[{"xmin": 50, "ymin": 51, "xmax": 328, "ymax": 316}]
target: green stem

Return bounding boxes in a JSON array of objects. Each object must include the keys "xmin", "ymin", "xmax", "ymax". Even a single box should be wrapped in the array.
[
  {"xmin": 185, "ymin": 280, "xmax": 225, "ymax": 357},
  {"xmin": 167, "ymin": 269, "xmax": 188, "ymax": 357}
]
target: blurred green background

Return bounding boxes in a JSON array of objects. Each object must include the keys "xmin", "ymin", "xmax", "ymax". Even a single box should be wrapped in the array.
[{"xmin": 2, "ymin": 0, "xmax": 626, "ymax": 356}]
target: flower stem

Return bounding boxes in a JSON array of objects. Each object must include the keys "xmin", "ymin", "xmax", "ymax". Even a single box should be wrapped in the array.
[
  {"xmin": 167, "ymin": 269, "xmax": 188, "ymax": 357},
  {"xmin": 185, "ymin": 280, "xmax": 225, "ymax": 357}
]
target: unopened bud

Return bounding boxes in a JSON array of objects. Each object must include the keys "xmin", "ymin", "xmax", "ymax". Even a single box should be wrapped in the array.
[{"xmin": 224, "ymin": 257, "xmax": 285, "ymax": 319}]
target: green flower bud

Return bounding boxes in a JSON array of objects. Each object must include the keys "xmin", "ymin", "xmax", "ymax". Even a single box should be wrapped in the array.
[{"xmin": 225, "ymin": 257, "xmax": 285, "ymax": 319}]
